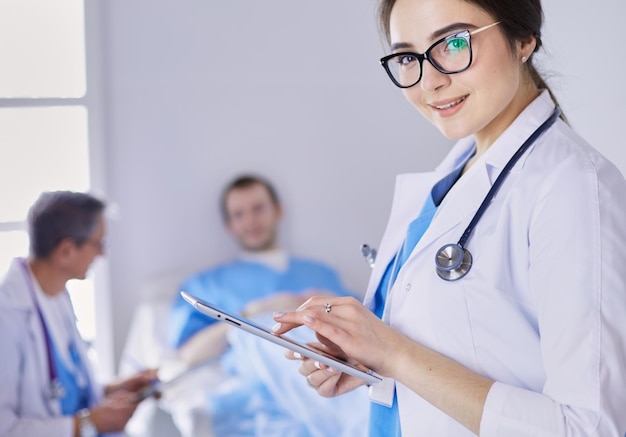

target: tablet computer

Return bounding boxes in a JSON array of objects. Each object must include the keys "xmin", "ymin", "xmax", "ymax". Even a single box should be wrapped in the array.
[{"xmin": 180, "ymin": 291, "xmax": 381, "ymax": 385}]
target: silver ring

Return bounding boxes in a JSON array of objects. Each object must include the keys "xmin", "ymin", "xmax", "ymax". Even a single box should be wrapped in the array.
[{"xmin": 325, "ymin": 303, "xmax": 332, "ymax": 313}]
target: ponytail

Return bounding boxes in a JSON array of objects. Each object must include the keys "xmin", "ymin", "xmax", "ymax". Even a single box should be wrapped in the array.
[{"xmin": 527, "ymin": 62, "xmax": 567, "ymax": 123}]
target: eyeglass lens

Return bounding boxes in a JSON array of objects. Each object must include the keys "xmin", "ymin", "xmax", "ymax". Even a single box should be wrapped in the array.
[{"xmin": 384, "ymin": 31, "xmax": 471, "ymax": 88}]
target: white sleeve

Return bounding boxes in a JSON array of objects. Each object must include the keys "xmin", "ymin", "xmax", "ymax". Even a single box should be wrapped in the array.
[{"xmin": 480, "ymin": 151, "xmax": 626, "ymax": 436}]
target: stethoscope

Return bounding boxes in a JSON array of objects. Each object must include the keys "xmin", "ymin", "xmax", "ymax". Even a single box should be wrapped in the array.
[
  {"xmin": 360, "ymin": 244, "xmax": 377, "ymax": 269},
  {"xmin": 435, "ymin": 107, "xmax": 561, "ymax": 281},
  {"xmin": 363, "ymin": 107, "xmax": 561, "ymax": 282},
  {"xmin": 19, "ymin": 258, "xmax": 67, "ymax": 400}
]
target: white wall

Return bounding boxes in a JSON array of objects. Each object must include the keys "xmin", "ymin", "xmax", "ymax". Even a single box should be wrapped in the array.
[
  {"xmin": 99, "ymin": 0, "xmax": 626, "ymax": 367},
  {"xmin": 541, "ymin": 2, "xmax": 626, "ymax": 172}
]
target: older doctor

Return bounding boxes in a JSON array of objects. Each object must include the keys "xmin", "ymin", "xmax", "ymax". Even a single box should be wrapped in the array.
[
  {"xmin": 0, "ymin": 191, "xmax": 156, "ymax": 437},
  {"xmin": 273, "ymin": 0, "xmax": 626, "ymax": 435}
]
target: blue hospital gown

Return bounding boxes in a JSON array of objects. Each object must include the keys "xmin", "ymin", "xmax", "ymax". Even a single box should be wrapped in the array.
[
  {"xmin": 166, "ymin": 257, "xmax": 365, "ymax": 436},
  {"xmin": 169, "ymin": 257, "xmax": 349, "ymax": 348}
]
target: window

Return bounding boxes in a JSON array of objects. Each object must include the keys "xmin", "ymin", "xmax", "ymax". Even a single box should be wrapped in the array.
[{"xmin": 0, "ymin": 0, "xmax": 98, "ymax": 342}]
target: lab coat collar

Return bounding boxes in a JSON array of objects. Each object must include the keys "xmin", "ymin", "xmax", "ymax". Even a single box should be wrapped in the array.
[
  {"xmin": 412, "ymin": 155, "xmax": 491, "ymax": 261},
  {"xmin": 3, "ymin": 258, "xmax": 38, "ymax": 309},
  {"xmin": 364, "ymin": 172, "xmax": 438, "ymax": 309},
  {"xmin": 365, "ymin": 91, "xmax": 557, "ymax": 305},
  {"xmin": 3, "ymin": 261, "xmax": 46, "ymax": 377},
  {"xmin": 411, "ymin": 91, "xmax": 557, "ymax": 258},
  {"xmin": 363, "ymin": 137, "xmax": 478, "ymax": 308},
  {"xmin": 480, "ymin": 90, "xmax": 556, "ymax": 181}
]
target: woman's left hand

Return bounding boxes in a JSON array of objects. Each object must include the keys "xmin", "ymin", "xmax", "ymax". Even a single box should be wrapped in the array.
[
  {"xmin": 272, "ymin": 296, "xmax": 403, "ymax": 377},
  {"xmin": 286, "ymin": 347, "xmax": 367, "ymax": 398}
]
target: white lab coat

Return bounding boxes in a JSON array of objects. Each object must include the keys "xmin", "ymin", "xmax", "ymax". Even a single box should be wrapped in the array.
[
  {"xmin": 365, "ymin": 91, "xmax": 626, "ymax": 436},
  {"xmin": 0, "ymin": 258, "xmax": 101, "ymax": 437}
]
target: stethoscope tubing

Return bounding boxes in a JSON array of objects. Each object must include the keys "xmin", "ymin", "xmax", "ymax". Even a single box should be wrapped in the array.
[
  {"xmin": 457, "ymin": 108, "xmax": 561, "ymax": 248},
  {"xmin": 436, "ymin": 107, "xmax": 561, "ymax": 281}
]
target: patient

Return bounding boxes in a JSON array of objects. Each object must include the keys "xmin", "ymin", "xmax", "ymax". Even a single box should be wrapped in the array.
[
  {"xmin": 157, "ymin": 174, "xmax": 368, "ymax": 436},
  {"xmin": 169, "ymin": 174, "xmax": 348, "ymax": 362}
]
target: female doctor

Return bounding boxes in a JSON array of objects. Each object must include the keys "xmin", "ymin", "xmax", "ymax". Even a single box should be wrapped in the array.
[
  {"xmin": 0, "ymin": 191, "xmax": 157, "ymax": 437},
  {"xmin": 272, "ymin": 0, "xmax": 626, "ymax": 435}
]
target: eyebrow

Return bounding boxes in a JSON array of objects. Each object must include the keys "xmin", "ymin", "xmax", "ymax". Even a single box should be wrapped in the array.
[{"xmin": 390, "ymin": 22, "xmax": 476, "ymax": 52}]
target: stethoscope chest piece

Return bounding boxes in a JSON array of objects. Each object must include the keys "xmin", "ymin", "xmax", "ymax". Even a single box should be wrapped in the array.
[
  {"xmin": 48, "ymin": 379, "xmax": 66, "ymax": 399},
  {"xmin": 435, "ymin": 243, "xmax": 472, "ymax": 281}
]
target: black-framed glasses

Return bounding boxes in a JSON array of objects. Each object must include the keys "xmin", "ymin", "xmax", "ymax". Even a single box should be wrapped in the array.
[{"xmin": 379, "ymin": 22, "xmax": 501, "ymax": 89}]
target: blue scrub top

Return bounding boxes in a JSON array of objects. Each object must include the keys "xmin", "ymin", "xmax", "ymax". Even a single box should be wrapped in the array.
[
  {"xmin": 169, "ymin": 257, "xmax": 349, "ymax": 348},
  {"xmin": 369, "ymin": 147, "xmax": 475, "ymax": 437},
  {"xmin": 369, "ymin": 195, "xmax": 437, "ymax": 437},
  {"xmin": 50, "ymin": 336, "xmax": 92, "ymax": 415}
]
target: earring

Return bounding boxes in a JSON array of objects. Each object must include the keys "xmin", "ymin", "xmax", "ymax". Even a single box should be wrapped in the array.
[{"xmin": 521, "ymin": 56, "xmax": 528, "ymax": 63}]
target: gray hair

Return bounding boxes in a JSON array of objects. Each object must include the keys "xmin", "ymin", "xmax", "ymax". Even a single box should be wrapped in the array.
[{"xmin": 28, "ymin": 191, "xmax": 106, "ymax": 259}]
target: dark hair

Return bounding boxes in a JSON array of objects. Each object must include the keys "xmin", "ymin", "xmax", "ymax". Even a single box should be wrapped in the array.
[
  {"xmin": 28, "ymin": 191, "xmax": 106, "ymax": 259},
  {"xmin": 377, "ymin": 0, "xmax": 565, "ymax": 119},
  {"xmin": 219, "ymin": 174, "xmax": 280, "ymax": 222}
]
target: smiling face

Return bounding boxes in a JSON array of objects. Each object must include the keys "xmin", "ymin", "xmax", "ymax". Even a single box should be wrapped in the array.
[{"xmin": 388, "ymin": 0, "xmax": 538, "ymax": 149}]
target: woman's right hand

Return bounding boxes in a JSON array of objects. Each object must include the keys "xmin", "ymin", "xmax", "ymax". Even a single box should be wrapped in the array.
[{"xmin": 273, "ymin": 296, "xmax": 402, "ymax": 377}]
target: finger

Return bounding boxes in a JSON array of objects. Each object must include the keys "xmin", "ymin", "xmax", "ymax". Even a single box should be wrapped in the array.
[
  {"xmin": 312, "ymin": 360, "xmax": 339, "ymax": 375},
  {"xmin": 305, "ymin": 367, "xmax": 339, "ymax": 388},
  {"xmin": 272, "ymin": 311, "xmax": 303, "ymax": 334},
  {"xmin": 285, "ymin": 350, "xmax": 309, "ymax": 361},
  {"xmin": 295, "ymin": 295, "xmax": 317, "ymax": 311},
  {"xmin": 297, "ymin": 357, "xmax": 321, "ymax": 377},
  {"xmin": 272, "ymin": 306, "xmax": 331, "ymax": 334},
  {"xmin": 302, "ymin": 295, "xmax": 358, "ymax": 313},
  {"xmin": 275, "ymin": 298, "xmax": 350, "ymax": 326},
  {"xmin": 302, "ymin": 296, "xmax": 337, "ymax": 314},
  {"xmin": 313, "ymin": 333, "xmax": 345, "ymax": 357},
  {"xmin": 272, "ymin": 296, "xmax": 342, "ymax": 334},
  {"xmin": 298, "ymin": 308, "xmax": 360, "ymax": 351},
  {"xmin": 316, "ymin": 371, "xmax": 344, "ymax": 397},
  {"xmin": 272, "ymin": 311, "xmax": 304, "ymax": 335},
  {"xmin": 321, "ymin": 372, "xmax": 370, "ymax": 398}
]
